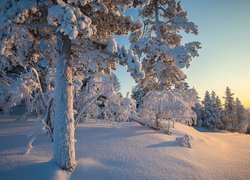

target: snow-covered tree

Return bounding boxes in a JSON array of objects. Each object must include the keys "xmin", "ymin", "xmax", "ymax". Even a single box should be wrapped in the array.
[
  {"xmin": 112, "ymin": 73, "xmax": 121, "ymax": 92},
  {"xmin": 172, "ymin": 82, "xmax": 199, "ymax": 125},
  {"xmin": 136, "ymin": 89, "xmax": 196, "ymax": 134},
  {"xmin": 202, "ymin": 91, "xmax": 222, "ymax": 129},
  {"xmin": 131, "ymin": 0, "xmax": 201, "ymax": 92},
  {"xmin": 202, "ymin": 91, "xmax": 212, "ymax": 128},
  {"xmin": 222, "ymin": 87, "xmax": 236, "ymax": 130},
  {"xmin": 221, "ymin": 88, "xmax": 248, "ymax": 132},
  {"xmin": 131, "ymin": 84, "xmax": 146, "ymax": 108},
  {"xmin": 200, "ymin": 88, "xmax": 248, "ymax": 133},
  {"xmin": 0, "ymin": 63, "xmax": 55, "ymax": 125},
  {"xmin": 193, "ymin": 103, "xmax": 203, "ymax": 127},
  {"xmin": 0, "ymin": 0, "xmax": 147, "ymax": 171},
  {"xmin": 129, "ymin": 0, "xmax": 200, "ymax": 131},
  {"xmin": 173, "ymin": 83, "xmax": 199, "ymax": 108},
  {"xmin": 75, "ymin": 72, "xmax": 136, "ymax": 124},
  {"xmin": 0, "ymin": 69, "xmax": 38, "ymax": 114},
  {"xmin": 235, "ymin": 98, "xmax": 248, "ymax": 133},
  {"xmin": 210, "ymin": 91, "xmax": 223, "ymax": 129}
]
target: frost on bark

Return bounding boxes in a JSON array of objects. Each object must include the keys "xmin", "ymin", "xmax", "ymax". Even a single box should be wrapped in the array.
[{"xmin": 54, "ymin": 34, "xmax": 75, "ymax": 171}]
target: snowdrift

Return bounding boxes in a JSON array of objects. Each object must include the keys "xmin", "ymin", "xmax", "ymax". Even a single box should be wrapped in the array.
[{"xmin": 0, "ymin": 118, "xmax": 249, "ymax": 180}]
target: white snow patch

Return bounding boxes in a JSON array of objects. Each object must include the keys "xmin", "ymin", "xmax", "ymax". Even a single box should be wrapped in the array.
[
  {"xmin": 0, "ymin": 117, "xmax": 250, "ymax": 179},
  {"xmin": 77, "ymin": 158, "xmax": 104, "ymax": 168}
]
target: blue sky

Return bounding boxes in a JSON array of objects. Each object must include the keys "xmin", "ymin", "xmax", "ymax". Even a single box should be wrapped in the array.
[{"xmin": 114, "ymin": 0, "xmax": 250, "ymax": 108}]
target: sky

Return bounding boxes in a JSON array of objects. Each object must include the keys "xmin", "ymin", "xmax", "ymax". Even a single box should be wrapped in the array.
[{"xmin": 114, "ymin": 0, "xmax": 250, "ymax": 108}]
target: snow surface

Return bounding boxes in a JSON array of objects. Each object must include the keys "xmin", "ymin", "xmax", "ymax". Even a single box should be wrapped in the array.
[{"xmin": 0, "ymin": 117, "xmax": 250, "ymax": 180}]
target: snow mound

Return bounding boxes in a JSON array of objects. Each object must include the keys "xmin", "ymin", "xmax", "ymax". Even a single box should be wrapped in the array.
[{"xmin": 176, "ymin": 135, "xmax": 192, "ymax": 148}]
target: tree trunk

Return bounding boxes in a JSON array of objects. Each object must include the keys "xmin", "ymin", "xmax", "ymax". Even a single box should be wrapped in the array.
[
  {"xmin": 155, "ymin": 114, "xmax": 159, "ymax": 128},
  {"xmin": 54, "ymin": 34, "xmax": 76, "ymax": 171},
  {"xmin": 45, "ymin": 97, "xmax": 54, "ymax": 134},
  {"xmin": 154, "ymin": 0, "xmax": 161, "ymax": 40}
]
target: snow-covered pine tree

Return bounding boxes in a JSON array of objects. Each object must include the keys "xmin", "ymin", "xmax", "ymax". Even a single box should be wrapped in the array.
[
  {"xmin": 131, "ymin": 0, "xmax": 201, "ymax": 92},
  {"xmin": 202, "ymin": 91, "xmax": 222, "ymax": 129},
  {"xmin": 222, "ymin": 87, "xmax": 236, "ymax": 131},
  {"xmin": 202, "ymin": 91, "xmax": 213, "ymax": 128},
  {"xmin": 193, "ymin": 103, "xmax": 203, "ymax": 127},
  {"xmin": 235, "ymin": 98, "xmax": 248, "ymax": 133},
  {"xmin": 131, "ymin": 84, "xmax": 146, "ymax": 108},
  {"xmin": 173, "ymin": 83, "xmax": 199, "ymax": 108},
  {"xmin": 210, "ymin": 91, "xmax": 222, "ymax": 129},
  {"xmin": 214, "ymin": 95, "xmax": 223, "ymax": 128},
  {"xmin": 172, "ymin": 82, "xmax": 199, "ymax": 125},
  {"xmin": 112, "ymin": 73, "xmax": 121, "ymax": 92},
  {"xmin": 0, "ymin": 0, "xmax": 147, "ymax": 171},
  {"xmin": 130, "ymin": 0, "xmax": 200, "ymax": 130}
]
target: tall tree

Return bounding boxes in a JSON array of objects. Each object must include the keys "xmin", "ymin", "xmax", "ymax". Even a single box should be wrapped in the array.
[
  {"xmin": 131, "ymin": 84, "xmax": 146, "ymax": 108},
  {"xmin": 235, "ymin": 98, "xmax": 248, "ymax": 133},
  {"xmin": 210, "ymin": 91, "xmax": 222, "ymax": 129},
  {"xmin": 0, "ymin": 0, "xmax": 147, "ymax": 171},
  {"xmin": 202, "ymin": 91, "xmax": 222, "ymax": 129},
  {"xmin": 202, "ymin": 91, "xmax": 212, "ymax": 128},
  {"xmin": 214, "ymin": 95, "xmax": 223, "ymax": 128},
  {"xmin": 130, "ymin": 0, "xmax": 200, "ymax": 131},
  {"xmin": 222, "ymin": 87, "xmax": 236, "ymax": 130}
]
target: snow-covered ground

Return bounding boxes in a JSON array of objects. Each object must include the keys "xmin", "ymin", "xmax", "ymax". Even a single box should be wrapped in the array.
[{"xmin": 0, "ymin": 118, "xmax": 250, "ymax": 180}]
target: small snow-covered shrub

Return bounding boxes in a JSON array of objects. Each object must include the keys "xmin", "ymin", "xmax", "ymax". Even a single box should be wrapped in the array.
[
  {"xmin": 138, "ymin": 89, "xmax": 197, "ymax": 133},
  {"xmin": 176, "ymin": 135, "xmax": 192, "ymax": 148}
]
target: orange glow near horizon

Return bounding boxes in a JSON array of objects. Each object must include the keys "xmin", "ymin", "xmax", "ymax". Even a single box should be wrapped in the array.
[{"xmin": 181, "ymin": 0, "xmax": 250, "ymax": 110}]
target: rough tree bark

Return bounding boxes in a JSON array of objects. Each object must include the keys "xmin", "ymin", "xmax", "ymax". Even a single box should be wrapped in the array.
[{"xmin": 54, "ymin": 34, "xmax": 76, "ymax": 171}]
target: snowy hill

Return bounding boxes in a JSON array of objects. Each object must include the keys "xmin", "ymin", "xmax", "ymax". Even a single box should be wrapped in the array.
[{"xmin": 0, "ymin": 118, "xmax": 250, "ymax": 180}]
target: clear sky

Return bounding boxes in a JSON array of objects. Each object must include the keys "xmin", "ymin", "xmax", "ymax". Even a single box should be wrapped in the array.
[{"xmin": 114, "ymin": 0, "xmax": 250, "ymax": 108}]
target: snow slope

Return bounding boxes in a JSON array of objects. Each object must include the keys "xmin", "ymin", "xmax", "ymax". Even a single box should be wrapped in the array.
[{"xmin": 0, "ymin": 118, "xmax": 249, "ymax": 180}]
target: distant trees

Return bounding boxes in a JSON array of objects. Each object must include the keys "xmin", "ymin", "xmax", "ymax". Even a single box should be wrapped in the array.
[
  {"xmin": 202, "ymin": 91, "xmax": 222, "ymax": 129},
  {"xmin": 221, "ymin": 88, "xmax": 248, "ymax": 132},
  {"xmin": 234, "ymin": 98, "xmax": 248, "ymax": 133},
  {"xmin": 196, "ymin": 87, "xmax": 248, "ymax": 133}
]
